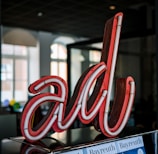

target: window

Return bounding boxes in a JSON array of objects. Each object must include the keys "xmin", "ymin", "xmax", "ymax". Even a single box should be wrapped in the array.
[
  {"xmin": 50, "ymin": 43, "xmax": 67, "ymax": 81},
  {"xmin": 1, "ymin": 43, "xmax": 38, "ymax": 106}
]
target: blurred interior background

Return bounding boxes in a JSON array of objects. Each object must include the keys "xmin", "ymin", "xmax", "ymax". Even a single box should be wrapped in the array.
[{"xmin": 0, "ymin": 0, "xmax": 157, "ymax": 140}]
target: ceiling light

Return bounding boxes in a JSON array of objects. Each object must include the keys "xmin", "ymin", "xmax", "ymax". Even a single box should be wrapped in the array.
[
  {"xmin": 37, "ymin": 12, "xmax": 43, "ymax": 17},
  {"xmin": 109, "ymin": 5, "xmax": 116, "ymax": 10}
]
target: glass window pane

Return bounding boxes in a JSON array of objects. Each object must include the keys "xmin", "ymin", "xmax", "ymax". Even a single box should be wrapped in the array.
[
  {"xmin": 15, "ymin": 81, "xmax": 27, "ymax": 102},
  {"xmin": 51, "ymin": 43, "xmax": 67, "ymax": 59},
  {"xmin": 1, "ymin": 81, "xmax": 13, "ymax": 102},
  {"xmin": 59, "ymin": 62, "xmax": 67, "ymax": 81},
  {"xmin": 51, "ymin": 44, "xmax": 58, "ymax": 59},
  {"xmin": 90, "ymin": 50, "xmax": 101, "ymax": 62},
  {"xmin": 2, "ymin": 44, "xmax": 14, "ymax": 55},
  {"xmin": 14, "ymin": 59, "xmax": 28, "ymax": 101},
  {"xmin": 58, "ymin": 45, "xmax": 67, "ymax": 59},
  {"xmin": 50, "ymin": 62, "xmax": 58, "ymax": 75},
  {"xmin": 50, "ymin": 61, "xmax": 67, "ymax": 81},
  {"xmin": 50, "ymin": 43, "xmax": 67, "ymax": 93},
  {"xmin": 15, "ymin": 59, "xmax": 27, "ymax": 80},
  {"xmin": 71, "ymin": 49, "xmax": 82, "ymax": 94},
  {"xmin": 14, "ymin": 45, "xmax": 27, "ymax": 56},
  {"xmin": 1, "ymin": 59, "xmax": 13, "ymax": 80},
  {"xmin": 1, "ymin": 58, "xmax": 13, "ymax": 103}
]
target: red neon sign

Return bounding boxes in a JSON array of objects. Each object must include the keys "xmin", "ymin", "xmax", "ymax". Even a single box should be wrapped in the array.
[{"xmin": 20, "ymin": 12, "xmax": 135, "ymax": 142}]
